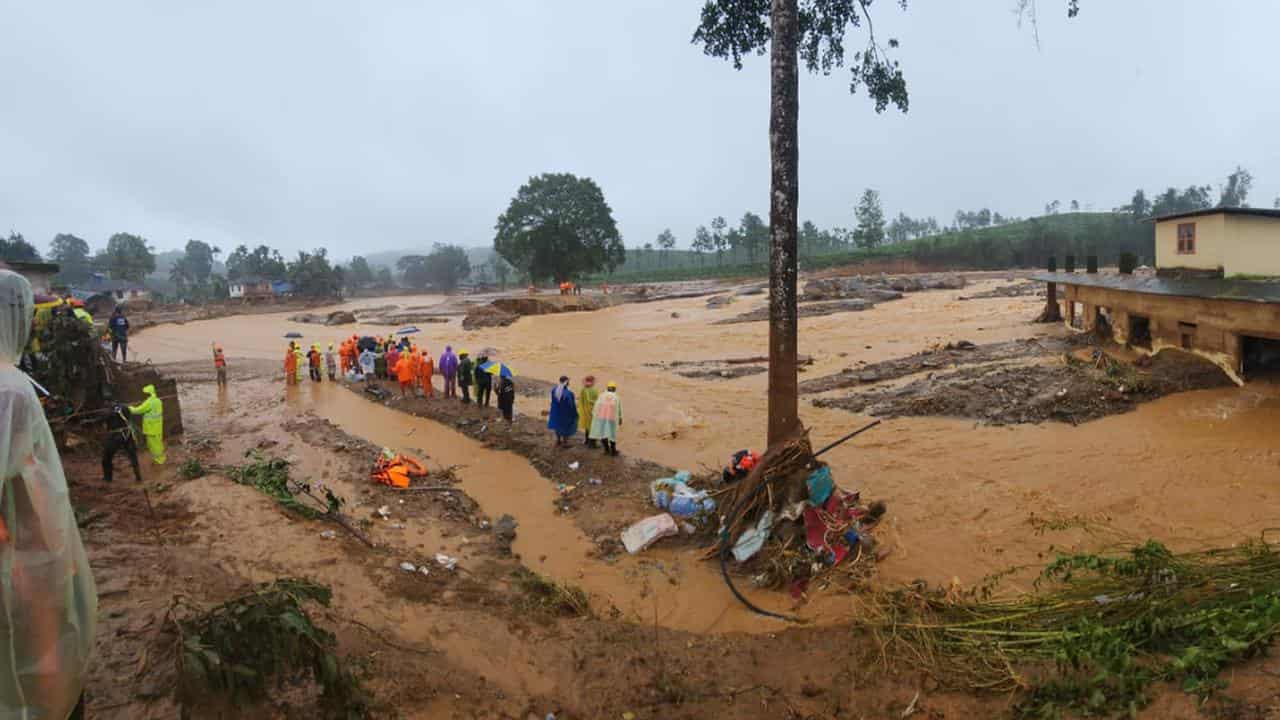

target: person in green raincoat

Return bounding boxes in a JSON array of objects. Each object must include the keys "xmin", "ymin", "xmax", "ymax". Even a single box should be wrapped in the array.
[
  {"xmin": 128, "ymin": 384, "xmax": 166, "ymax": 464},
  {"xmin": 577, "ymin": 375, "xmax": 600, "ymax": 447},
  {"xmin": 589, "ymin": 381, "xmax": 623, "ymax": 456}
]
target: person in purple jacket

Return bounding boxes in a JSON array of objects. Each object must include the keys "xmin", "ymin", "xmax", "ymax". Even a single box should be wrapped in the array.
[{"xmin": 438, "ymin": 345, "xmax": 459, "ymax": 399}]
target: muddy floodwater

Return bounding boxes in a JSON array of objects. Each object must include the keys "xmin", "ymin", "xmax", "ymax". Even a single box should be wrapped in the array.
[{"xmin": 135, "ymin": 280, "xmax": 1280, "ymax": 622}]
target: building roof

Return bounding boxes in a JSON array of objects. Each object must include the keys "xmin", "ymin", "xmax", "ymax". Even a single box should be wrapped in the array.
[
  {"xmin": 1147, "ymin": 207, "xmax": 1280, "ymax": 224},
  {"xmin": 0, "ymin": 260, "xmax": 61, "ymax": 274},
  {"xmin": 1034, "ymin": 271, "xmax": 1280, "ymax": 304}
]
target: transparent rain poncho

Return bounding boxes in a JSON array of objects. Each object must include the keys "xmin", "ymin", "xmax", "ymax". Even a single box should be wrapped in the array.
[{"xmin": 0, "ymin": 270, "xmax": 97, "ymax": 719}]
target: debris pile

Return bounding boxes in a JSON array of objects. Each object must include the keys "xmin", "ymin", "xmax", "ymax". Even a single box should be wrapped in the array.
[{"xmin": 710, "ymin": 432, "xmax": 887, "ymax": 604}]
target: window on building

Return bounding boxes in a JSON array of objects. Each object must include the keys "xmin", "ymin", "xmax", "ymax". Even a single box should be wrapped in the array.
[{"xmin": 1177, "ymin": 222, "xmax": 1196, "ymax": 254}]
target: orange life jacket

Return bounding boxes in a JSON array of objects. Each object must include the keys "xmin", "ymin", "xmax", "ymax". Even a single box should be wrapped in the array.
[{"xmin": 371, "ymin": 455, "xmax": 428, "ymax": 489}]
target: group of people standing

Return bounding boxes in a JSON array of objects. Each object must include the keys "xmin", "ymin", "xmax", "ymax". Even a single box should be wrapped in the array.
[
  {"xmin": 547, "ymin": 375, "xmax": 623, "ymax": 456},
  {"xmin": 279, "ymin": 333, "xmax": 625, "ymax": 454}
]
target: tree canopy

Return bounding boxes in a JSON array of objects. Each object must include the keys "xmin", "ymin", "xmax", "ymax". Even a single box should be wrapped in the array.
[
  {"xmin": 494, "ymin": 173, "xmax": 625, "ymax": 283},
  {"xmin": 348, "ymin": 256, "xmax": 375, "ymax": 287},
  {"xmin": 853, "ymin": 188, "xmax": 886, "ymax": 248},
  {"xmin": 287, "ymin": 249, "xmax": 343, "ymax": 298},
  {"xmin": 1, "ymin": 232, "xmax": 42, "ymax": 262},
  {"xmin": 226, "ymin": 244, "xmax": 287, "ymax": 281},
  {"xmin": 49, "ymin": 234, "xmax": 91, "ymax": 282},
  {"xmin": 424, "ymin": 244, "xmax": 471, "ymax": 291},
  {"xmin": 98, "ymin": 233, "xmax": 155, "ymax": 282}
]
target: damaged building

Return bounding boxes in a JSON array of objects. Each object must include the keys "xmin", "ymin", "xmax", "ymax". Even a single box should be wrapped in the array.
[{"xmin": 1036, "ymin": 207, "xmax": 1280, "ymax": 383}]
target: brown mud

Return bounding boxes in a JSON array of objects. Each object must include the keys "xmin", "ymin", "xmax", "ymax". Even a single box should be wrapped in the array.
[
  {"xmin": 815, "ymin": 346, "xmax": 1235, "ymax": 425},
  {"xmin": 799, "ymin": 336, "xmax": 1088, "ymax": 393}
]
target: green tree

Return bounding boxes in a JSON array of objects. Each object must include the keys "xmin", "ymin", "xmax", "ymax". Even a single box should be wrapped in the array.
[
  {"xmin": 225, "ymin": 244, "xmax": 287, "ymax": 281},
  {"xmin": 1, "ymin": 232, "xmax": 42, "ymax": 262},
  {"xmin": 656, "ymin": 228, "xmax": 677, "ymax": 267},
  {"xmin": 1218, "ymin": 165, "xmax": 1253, "ymax": 207},
  {"xmin": 798, "ymin": 220, "xmax": 821, "ymax": 257},
  {"xmin": 692, "ymin": 225, "xmax": 713, "ymax": 267},
  {"xmin": 396, "ymin": 255, "xmax": 430, "ymax": 289},
  {"xmin": 738, "ymin": 212, "xmax": 768, "ymax": 264},
  {"xmin": 49, "ymin": 233, "xmax": 92, "ymax": 283},
  {"xmin": 348, "ymin": 256, "xmax": 374, "ymax": 287},
  {"xmin": 710, "ymin": 216, "xmax": 728, "ymax": 266},
  {"xmin": 853, "ymin": 188, "xmax": 886, "ymax": 248},
  {"xmin": 423, "ymin": 243, "xmax": 471, "ymax": 291},
  {"xmin": 1125, "ymin": 189, "xmax": 1152, "ymax": 219},
  {"xmin": 287, "ymin": 248, "xmax": 342, "ymax": 298},
  {"xmin": 494, "ymin": 172, "xmax": 625, "ymax": 283},
  {"xmin": 695, "ymin": 0, "xmax": 909, "ymax": 445},
  {"xmin": 98, "ymin": 233, "xmax": 155, "ymax": 282},
  {"xmin": 375, "ymin": 266, "xmax": 395, "ymax": 289}
]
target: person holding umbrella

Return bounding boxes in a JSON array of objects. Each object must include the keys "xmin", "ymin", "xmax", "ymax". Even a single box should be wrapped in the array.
[{"xmin": 547, "ymin": 376, "xmax": 578, "ymax": 448}]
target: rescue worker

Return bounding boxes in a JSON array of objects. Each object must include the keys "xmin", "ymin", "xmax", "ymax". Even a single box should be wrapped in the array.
[
  {"xmin": 386, "ymin": 344, "xmax": 401, "ymax": 381},
  {"xmin": 577, "ymin": 375, "xmax": 600, "ymax": 447},
  {"xmin": 284, "ymin": 343, "xmax": 298, "ymax": 385},
  {"xmin": 325, "ymin": 343, "xmax": 337, "ymax": 381},
  {"xmin": 393, "ymin": 347, "xmax": 416, "ymax": 397},
  {"xmin": 128, "ymin": 383, "xmax": 166, "ymax": 465},
  {"xmin": 474, "ymin": 353, "xmax": 492, "ymax": 407},
  {"xmin": 497, "ymin": 375, "xmax": 515, "ymax": 424},
  {"xmin": 293, "ymin": 343, "xmax": 306, "ymax": 384},
  {"xmin": 547, "ymin": 376, "xmax": 578, "ymax": 447},
  {"xmin": 102, "ymin": 402, "xmax": 142, "ymax": 483},
  {"xmin": 212, "ymin": 342, "xmax": 228, "ymax": 387},
  {"xmin": 418, "ymin": 348, "xmax": 434, "ymax": 398},
  {"xmin": 0, "ymin": 269, "xmax": 98, "ymax": 720},
  {"xmin": 308, "ymin": 344, "xmax": 323, "ymax": 382},
  {"xmin": 109, "ymin": 305, "xmax": 129, "ymax": 361},
  {"xmin": 590, "ymin": 381, "xmax": 622, "ymax": 456},
  {"xmin": 457, "ymin": 349, "xmax": 473, "ymax": 404},
  {"xmin": 439, "ymin": 345, "xmax": 459, "ymax": 399}
]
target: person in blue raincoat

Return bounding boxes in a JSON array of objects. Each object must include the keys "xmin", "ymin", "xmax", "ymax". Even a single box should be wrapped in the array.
[{"xmin": 546, "ymin": 376, "xmax": 578, "ymax": 448}]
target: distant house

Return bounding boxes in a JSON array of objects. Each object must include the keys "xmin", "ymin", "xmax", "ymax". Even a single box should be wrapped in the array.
[
  {"xmin": 70, "ymin": 273, "xmax": 150, "ymax": 313},
  {"xmin": 270, "ymin": 280, "xmax": 294, "ymax": 296},
  {"xmin": 1035, "ymin": 208, "xmax": 1280, "ymax": 382},
  {"xmin": 229, "ymin": 276, "xmax": 273, "ymax": 299},
  {"xmin": 0, "ymin": 260, "xmax": 60, "ymax": 294}
]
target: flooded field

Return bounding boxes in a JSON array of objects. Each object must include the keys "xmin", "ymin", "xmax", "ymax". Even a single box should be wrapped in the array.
[
  {"xmin": 134, "ymin": 277, "xmax": 1280, "ymax": 592},
  {"xmin": 70, "ymin": 273, "xmax": 1280, "ymax": 719}
]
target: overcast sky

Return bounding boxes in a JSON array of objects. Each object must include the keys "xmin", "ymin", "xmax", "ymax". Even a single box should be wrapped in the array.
[{"xmin": 2, "ymin": 1, "xmax": 1277, "ymax": 259}]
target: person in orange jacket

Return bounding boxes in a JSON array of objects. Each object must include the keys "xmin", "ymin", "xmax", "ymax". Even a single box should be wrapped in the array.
[
  {"xmin": 283, "ymin": 343, "xmax": 298, "ymax": 385},
  {"xmin": 418, "ymin": 348, "xmax": 434, "ymax": 398},
  {"xmin": 393, "ymin": 349, "xmax": 416, "ymax": 397}
]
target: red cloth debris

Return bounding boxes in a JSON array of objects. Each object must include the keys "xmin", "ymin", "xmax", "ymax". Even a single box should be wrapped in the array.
[{"xmin": 803, "ymin": 490, "xmax": 865, "ymax": 566}]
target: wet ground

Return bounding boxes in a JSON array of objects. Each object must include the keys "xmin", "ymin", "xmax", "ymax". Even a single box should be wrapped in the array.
[{"xmin": 78, "ymin": 272, "xmax": 1280, "ymax": 717}]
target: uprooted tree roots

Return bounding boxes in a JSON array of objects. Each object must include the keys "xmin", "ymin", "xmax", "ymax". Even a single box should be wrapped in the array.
[{"xmin": 171, "ymin": 578, "xmax": 370, "ymax": 718}]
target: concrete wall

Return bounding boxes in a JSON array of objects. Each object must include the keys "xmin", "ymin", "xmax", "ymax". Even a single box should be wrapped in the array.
[
  {"xmin": 1156, "ymin": 213, "xmax": 1225, "ymax": 272},
  {"xmin": 1058, "ymin": 283, "xmax": 1280, "ymax": 383},
  {"xmin": 1223, "ymin": 215, "xmax": 1280, "ymax": 277}
]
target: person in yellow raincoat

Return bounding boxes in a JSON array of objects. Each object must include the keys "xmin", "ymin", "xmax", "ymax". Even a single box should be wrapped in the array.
[
  {"xmin": 577, "ymin": 375, "xmax": 600, "ymax": 447},
  {"xmin": 0, "ymin": 269, "xmax": 97, "ymax": 719},
  {"xmin": 128, "ymin": 384, "xmax": 166, "ymax": 464},
  {"xmin": 293, "ymin": 344, "xmax": 306, "ymax": 383}
]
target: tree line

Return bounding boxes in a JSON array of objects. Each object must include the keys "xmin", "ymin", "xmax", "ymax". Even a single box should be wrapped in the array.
[{"xmin": 0, "ymin": 229, "xmax": 479, "ymax": 302}]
